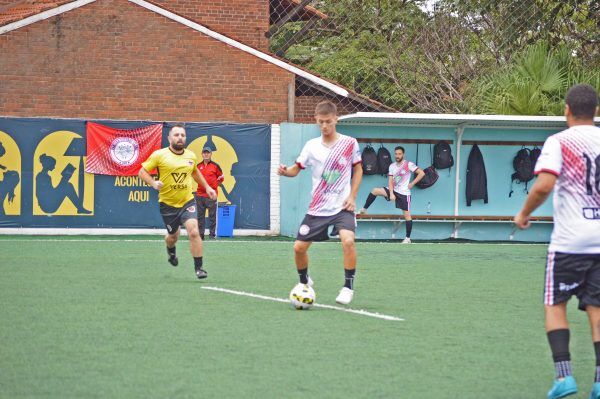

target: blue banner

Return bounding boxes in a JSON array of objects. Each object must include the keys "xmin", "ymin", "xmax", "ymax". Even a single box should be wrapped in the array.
[{"xmin": 0, "ymin": 118, "xmax": 271, "ymax": 229}]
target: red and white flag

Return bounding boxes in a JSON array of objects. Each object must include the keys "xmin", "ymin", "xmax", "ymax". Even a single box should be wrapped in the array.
[{"xmin": 85, "ymin": 122, "xmax": 162, "ymax": 176}]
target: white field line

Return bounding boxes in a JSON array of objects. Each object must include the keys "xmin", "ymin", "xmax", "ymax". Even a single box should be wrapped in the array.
[
  {"xmin": 0, "ymin": 239, "xmax": 547, "ymax": 246},
  {"xmin": 201, "ymin": 286, "xmax": 404, "ymax": 322}
]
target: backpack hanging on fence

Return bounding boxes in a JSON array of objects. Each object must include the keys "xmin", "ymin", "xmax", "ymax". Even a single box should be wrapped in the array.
[
  {"xmin": 433, "ymin": 140, "xmax": 454, "ymax": 170},
  {"xmin": 530, "ymin": 146, "xmax": 541, "ymax": 168},
  {"xmin": 415, "ymin": 144, "xmax": 439, "ymax": 189},
  {"xmin": 376, "ymin": 145, "xmax": 392, "ymax": 176},
  {"xmin": 361, "ymin": 144, "xmax": 379, "ymax": 175},
  {"xmin": 509, "ymin": 147, "xmax": 535, "ymax": 197}
]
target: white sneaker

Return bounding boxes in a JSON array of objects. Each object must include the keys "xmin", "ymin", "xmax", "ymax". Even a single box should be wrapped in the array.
[
  {"xmin": 335, "ymin": 287, "xmax": 354, "ymax": 305},
  {"xmin": 358, "ymin": 208, "xmax": 367, "ymax": 214},
  {"xmin": 402, "ymin": 237, "xmax": 411, "ymax": 244},
  {"xmin": 307, "ymin": 276, "xmax": 314, "ymax": 287}
]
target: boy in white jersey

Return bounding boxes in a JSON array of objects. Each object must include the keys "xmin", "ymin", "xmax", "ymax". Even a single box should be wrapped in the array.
[
  {"xmin": 359, "ymin": 146, "xmax": 425, "ymax": 243},
  {"xmin": 278, "ymin": 101, "xmax": 363, "ymax": 305},
  {"xmin": 515, "ymin": 84, "xmax": 600, "ymax": 399}
]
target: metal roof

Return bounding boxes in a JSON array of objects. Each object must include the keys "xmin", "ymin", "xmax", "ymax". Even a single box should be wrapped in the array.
[{"xmin": 338, "ymin": 112, "xmax": 600, "ymax": 129}]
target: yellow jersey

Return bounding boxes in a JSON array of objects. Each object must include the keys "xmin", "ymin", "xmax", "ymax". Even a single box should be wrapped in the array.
[{"xmin": 141, "ymin": 147, "xmax": 198, "ymax": 208}]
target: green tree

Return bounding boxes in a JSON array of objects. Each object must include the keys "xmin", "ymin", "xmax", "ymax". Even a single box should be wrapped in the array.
[
  {"xmin": 272, "ymin": 0, "xmax": 429, "ymax": 110},
  {"xmin": 272, "ymin": 0, "xmax": 479, "ymax": 112},
  {"xmin": 270, "ymin": 0, "xmax": 599, "ymax": 113},
  {"xmin": 471, "ymin": 41, "xmax": 600, "ymax": 115},
  {"xmin": 445, "ymin": 0, "xmax": 599, "ymax": 67}
]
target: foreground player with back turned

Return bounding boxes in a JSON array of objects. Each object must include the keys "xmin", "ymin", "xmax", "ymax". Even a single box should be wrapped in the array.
[
  {"xmin": 515, "ymin": 84, "xmax": 600, "ymax": 399},
  {"xmin": 139, "ymin": 124, "xmax": 217, "ymax": 279},
  {"xmin": 278, "ymin": 101, "xmax": 362, "ymax": 305}
]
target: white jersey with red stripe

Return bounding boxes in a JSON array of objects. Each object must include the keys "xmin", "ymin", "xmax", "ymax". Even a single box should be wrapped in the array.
[
  {"xmin": 296, "ymin": 134, "xmax": 362, "ymax": 216},
  {"xmin": 534, "ymin": 125, "xmax": 600, "ymax": 253},
  {"xmin": 388, "ymin": 160, "xmax": 418, "ymax": 195}
]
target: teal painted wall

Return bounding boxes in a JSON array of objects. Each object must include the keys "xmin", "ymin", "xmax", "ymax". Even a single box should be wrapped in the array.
[
  {"xmin": 457, "ymin": 128, "xmax": 553, "ymax": 217},
  {"xmin": 280, "ymin": 122, "xmax": 559, "ymax": 242},
  {"xmin": 279, "ymin": 123, "xmax": 321, "ymax": 237},
  {"xmin": 340, "ymin": 124, "xmax": 458, "ymax": 217}
]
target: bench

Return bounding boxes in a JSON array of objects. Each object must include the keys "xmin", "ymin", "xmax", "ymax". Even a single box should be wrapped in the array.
[{"xmin": 356, "ymin": 214, "xmax": 553, "ymax": 239}]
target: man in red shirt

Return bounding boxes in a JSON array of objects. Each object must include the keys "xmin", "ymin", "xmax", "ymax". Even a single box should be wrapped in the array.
[{"xmin": 196, "ymin": 146, "xmax": 224, "ymax": 239}]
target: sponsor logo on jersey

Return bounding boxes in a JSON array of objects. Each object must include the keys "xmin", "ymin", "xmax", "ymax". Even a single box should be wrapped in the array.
[
  {"xmin": 322, "ymin": 170, "xmax": 341, "ymax": 185},
  {"xmin": 583, "ymin": 207, "xmax": 600, "ymax": 220},
  {"xmin": 172, "ymin": 173, "xmax": 187, "ymax": 183},
  {"xmin": 324, "ymin": 186, "xmax": 343, "ymax": 194},
  {"xmin": 559, "ymin": 282, "xmax": 580, "ymax": 292}
]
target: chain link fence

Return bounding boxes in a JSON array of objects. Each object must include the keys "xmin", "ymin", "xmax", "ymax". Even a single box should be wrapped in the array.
[{"xmin": 269, "ymin": 0, "xmax": 600, "ymax": 116}]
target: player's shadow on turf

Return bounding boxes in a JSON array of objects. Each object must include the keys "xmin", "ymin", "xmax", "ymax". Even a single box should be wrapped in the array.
[
  {"xmin": 166, "ymin": 279, "xmax": 211, "ymax": 284},
  {"xmin": 161, "ymin": 272, "xmax": 212, "ymax": 284}
]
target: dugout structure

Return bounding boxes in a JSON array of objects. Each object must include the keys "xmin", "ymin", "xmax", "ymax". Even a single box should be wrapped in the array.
[{"xmin": 279, "ymin": 113, "xmax": 600, "ymax": 242}]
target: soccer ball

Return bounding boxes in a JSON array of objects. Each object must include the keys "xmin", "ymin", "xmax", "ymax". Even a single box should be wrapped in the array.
[{"xmin": 289, "ymin": 283, "xmax": 316, "ymax": 310}]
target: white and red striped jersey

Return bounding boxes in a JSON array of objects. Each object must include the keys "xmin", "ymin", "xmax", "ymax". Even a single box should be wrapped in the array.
[
  {"xmin": 534, "ymin": 125, "xmax": 600, "ymax": 253},
  {"xmin": 388, "ymin": 160, "xmax": 418, "ymax": 195},
  {"xmin": 296, "ymin": 134, "xmax": 361, "ymax": 216}
]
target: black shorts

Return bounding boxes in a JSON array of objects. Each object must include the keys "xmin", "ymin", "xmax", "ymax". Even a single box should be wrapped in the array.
[
  {"xmin": 382, "ymin": 187, "xmax": 411, "ymax": 211},
  {"xmin": 159, "ymin": 198, "xmax": 198, "ymax": 235},
  {"xmin": 296, "ymin": 210, "xmax": 356, "ymax": 242},
  {"xmin": 544, "ymin": 252, "xmax": 600, "ymax": 310}
]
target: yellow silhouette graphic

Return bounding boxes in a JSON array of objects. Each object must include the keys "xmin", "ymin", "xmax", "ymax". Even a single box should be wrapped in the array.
[
  {"xmin": 188, "ymin": 135, "xmax": 237, "ymax": 203},
  {"xmin": 33, "ymin": 131, "xmax": 94, "ymax": 216},
  {"xmin": 0, "ymin": 130, "xmax": 21, "ymax": 216}
]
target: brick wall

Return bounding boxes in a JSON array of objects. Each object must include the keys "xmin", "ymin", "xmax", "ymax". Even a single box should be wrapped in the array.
[
  {"xmin": 0, "ymin": 0, "xmax": 293, "ymax": 123},
  {"xmin": 0, "ymin": 0, "xmax": 16, "ymax": 7},
  {"xmin": 294, "ymin": 95, "xmax": 362, "ymax": 123},
  {"xmin": 151, "ymin": 0, "xmax": 269, "ymax": 51}
]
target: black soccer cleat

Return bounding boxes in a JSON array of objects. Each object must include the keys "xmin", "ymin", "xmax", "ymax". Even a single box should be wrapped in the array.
[
  {"xmin": 195, "ymin": 266, "xmax": 208, "ymax": 279},
  {"xmin": 168, "ymin": 254, "xmax": 179, "ymax": 267}
]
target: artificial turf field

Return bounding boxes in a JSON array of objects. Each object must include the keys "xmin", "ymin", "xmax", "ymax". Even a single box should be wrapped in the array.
[{"xmin": 0, "ymin": 237, "xmax": 597, "ymax": 398}]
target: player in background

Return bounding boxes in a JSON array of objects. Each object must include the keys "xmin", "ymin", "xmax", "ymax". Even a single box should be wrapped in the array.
[
  {"xmin": 515, "ymin": 84, "xmax": 600, "ymax": 399},
  {"xmin": 278, "ymin": 100, "xmax": 363, "ymax": 305},
  {"xmin": 196, "ymin": 146, "xmax": 224, "ymax": 240},
  {"xmin": 139, "ymin": 124, "xmax": 217, "ymax": 279},
  {"xmin": 359, "ymin": 146, "xmax": 424, "ymax": 243}
]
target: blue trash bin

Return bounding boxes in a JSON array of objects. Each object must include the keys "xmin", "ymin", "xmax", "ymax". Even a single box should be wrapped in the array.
[{"xmin": 217, "ymin": 204, "xmax": 236, "ymax": 237}]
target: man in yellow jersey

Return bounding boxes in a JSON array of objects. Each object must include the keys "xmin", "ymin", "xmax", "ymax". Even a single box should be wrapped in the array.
[{"xmin": 139, "ymin": 124, "xmax": 217, "ymax": 279}]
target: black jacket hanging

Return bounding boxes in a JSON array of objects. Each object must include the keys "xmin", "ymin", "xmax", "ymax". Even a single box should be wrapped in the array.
[{"xmin": 465, "ymin": 144, "xmax": 488, "ymax": 206}]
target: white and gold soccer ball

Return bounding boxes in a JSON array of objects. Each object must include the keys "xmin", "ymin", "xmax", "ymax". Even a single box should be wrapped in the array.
[{"xmin": 289, "ymin": 283, "xmax": 316, "ymax": 310}]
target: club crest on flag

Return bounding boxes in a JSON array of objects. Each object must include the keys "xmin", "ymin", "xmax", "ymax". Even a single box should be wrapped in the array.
[
  {"xmin": 110, "ymin": 137, "xmax": 139, "ymax": 167},
  {"xmin": 85, "ymin": 122, "xmax": 162, "ymax": 176}
]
